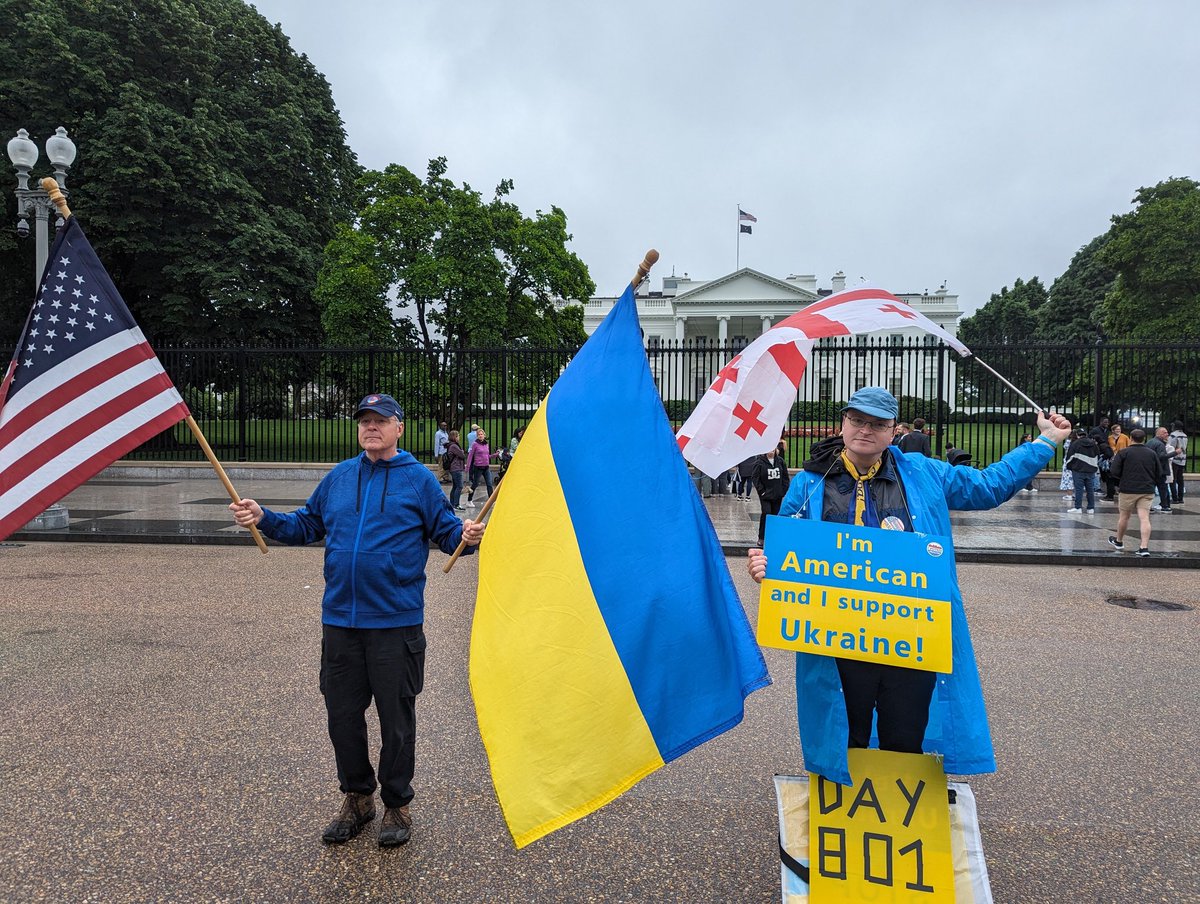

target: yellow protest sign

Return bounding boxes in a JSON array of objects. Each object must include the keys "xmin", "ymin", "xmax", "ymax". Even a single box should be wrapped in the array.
[
  {"xmin": 757, "ymin": 517, "xmax": 954, "ymax": 673},
  {"xmin": 809, "ymin": 749, "xmax": 954, "ymax": 903}
]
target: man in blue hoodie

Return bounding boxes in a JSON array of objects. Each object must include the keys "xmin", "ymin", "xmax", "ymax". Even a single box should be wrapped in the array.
[{"xmin": 230, "ymin": 393, "xmax": 484, "ymax": 848}]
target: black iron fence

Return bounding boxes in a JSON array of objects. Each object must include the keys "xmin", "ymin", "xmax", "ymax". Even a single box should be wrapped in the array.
[{"xmin": 133, "ymin": 339, "xmax": 1200, "ymax": 470}]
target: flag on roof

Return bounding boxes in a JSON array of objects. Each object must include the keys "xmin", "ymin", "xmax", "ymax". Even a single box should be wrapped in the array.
[
  {"xmin": 677, "ymin": 286, "xmax": 971, "ymax": 477},
  {"xmin": 738, "ymin": 208, "xmax": 758, "ymax": 223},
  {"xmin": 0, "ymin": 217, "xmax": 189, "ymax": 540},
  {"xmin": 471, "ymin": 281, "xmax": 770, "ymax": 848}
]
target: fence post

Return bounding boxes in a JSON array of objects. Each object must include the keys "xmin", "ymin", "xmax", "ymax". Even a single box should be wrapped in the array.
[
  {"xmin": 1092, "ymin": 339, "xmax": 1105, "ymax": 425},
  {"xmin": 935, "ymin": 342, "xmax": 947, "ymax": 457},
  {"xmin": 501, "ymin": 345, "xmax": 509, "ymax": 448},
  {"xmin": 237, "ymin": 348, "xmax": 249, "ymax": 462}
]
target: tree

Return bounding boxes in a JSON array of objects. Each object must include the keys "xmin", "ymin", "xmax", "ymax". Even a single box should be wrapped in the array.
[
  {"xmin": 1036, "ymin": 233, "xmax": 1115, "ymax": 343},
  {"xmin": 1100, "ymin": 177, "xmax": 1200, "ymax": 342},
  {"xmin": 958, "ymin": 277, "xmax": 1047, "ymax": 347},
  {"xmin": 0, "ymin": 0, "xmax": 360, "ymax": 350},
  {"xmin": 315, "ymin": 158, "xmax": 594, "ymax": 419}
]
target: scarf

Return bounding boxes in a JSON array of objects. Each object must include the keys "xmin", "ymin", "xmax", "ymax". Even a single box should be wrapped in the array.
[{"xmin": 839, "ymin": 450, "xmax": 882, "ymax": 527}]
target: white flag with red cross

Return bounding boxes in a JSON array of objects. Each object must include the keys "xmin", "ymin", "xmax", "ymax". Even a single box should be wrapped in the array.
[{"xmin": 675, "ymin": 287, "xmax": 971, "ymax": 478}]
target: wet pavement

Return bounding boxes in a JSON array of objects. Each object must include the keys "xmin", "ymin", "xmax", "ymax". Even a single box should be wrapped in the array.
[
  {"xmin": 1, "ymin": 543, "xmax": 1196, "ymax": 903},
  {"xmin": 11, "ymin": 464, "xmax": 1200, "ymax": 568}
]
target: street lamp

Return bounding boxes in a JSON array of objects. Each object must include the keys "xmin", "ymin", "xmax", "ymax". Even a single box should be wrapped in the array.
[
  {"xmin": 6, "ymin": 126, "xmax": 77, "ymax": 532},
  {"xmin": 7, "ymin": 125, "xmax": 76, "ymax": 288}
]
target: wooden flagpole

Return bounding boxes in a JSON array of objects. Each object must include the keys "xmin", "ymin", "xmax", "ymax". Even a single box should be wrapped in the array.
[
  {"xmin": 184, "ymin": 415, "xmax": 269, "ymax": 554},
  {"xmin": 40, "ymin": 178, "xmax": 269, "ymax": 555},
  {"xmin": 443, "ymin": 248, "xmax": 661, "ymax": 574}
]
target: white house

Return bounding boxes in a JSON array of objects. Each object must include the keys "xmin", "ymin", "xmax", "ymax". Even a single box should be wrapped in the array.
[{"xmin": 582, "ymin": 268, "xmax": 965, "ymax": 403}]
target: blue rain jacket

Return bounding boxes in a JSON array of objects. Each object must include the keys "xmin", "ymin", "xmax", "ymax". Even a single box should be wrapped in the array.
[
  {"xmin": 258, "ymin": 451, "xmax": 471, "ymax": 628},
  {"xmin": 778, "ymin": 438, "xmax": 1055, "ymax": 785}
]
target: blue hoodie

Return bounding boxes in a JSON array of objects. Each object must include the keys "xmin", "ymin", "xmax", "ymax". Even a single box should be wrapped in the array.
[{"xmin": 258, "ymin": 451, "xmax": 472, "ymax": 628}]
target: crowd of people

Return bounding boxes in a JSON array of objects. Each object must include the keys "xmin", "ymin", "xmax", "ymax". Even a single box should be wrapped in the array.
[
  {"xmin": 698, "ymin": 412, "xmax": 1189, "ymax": 558},
  {"xmin": 1046, "ymin": 418, "xmax": 1188, "ymax": 557},
  {"xmin": 432, "ymin": 421, "xmax": 526, "ymax": 511}
]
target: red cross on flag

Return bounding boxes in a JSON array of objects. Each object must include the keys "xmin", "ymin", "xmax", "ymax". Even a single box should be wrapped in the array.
[{"xmin": 676, "ymin": 287, "xmax": 971, "ymax": 477}]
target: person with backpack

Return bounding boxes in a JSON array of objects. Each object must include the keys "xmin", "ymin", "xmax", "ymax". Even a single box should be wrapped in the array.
[
  {"xmin": 1064, "ymin": 428, "xmax": 1100, "ymax": 513},
  {"xmin": 443, "ymin": 430, "xmax": 467, "ymax": 511}
]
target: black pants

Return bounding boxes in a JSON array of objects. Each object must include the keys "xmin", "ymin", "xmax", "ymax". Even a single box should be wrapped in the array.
[
  {"xmin": 1156, "ymin": 477, "xmax": 1173, "ymax": 510},
  {"xmin": 320, "ymin": 624, "xmax": 426, "ymax": 808},
  {"xmin": 836, "ymin": 659, "xmax": 937, "ymax": 753},
  {"xmin": 1172, "ymin": 463, "xmax": 1186, "ymax": 504},
  {"xmin": 757, "ymin": 497, "xmax": 782, "ymax": 546},
  {"xmin": 1104, "ymin": 473, "xmax": 1118, "ymax": 499}
]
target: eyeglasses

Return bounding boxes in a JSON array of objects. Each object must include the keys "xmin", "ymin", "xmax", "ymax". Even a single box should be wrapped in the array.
[{"xmin": 844, "ymin": 414, "xmax": 895, "ymax": 434}]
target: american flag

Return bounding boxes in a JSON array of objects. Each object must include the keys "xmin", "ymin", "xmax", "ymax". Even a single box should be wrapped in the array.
[
  {"xmin": 738, "ymin": 208, "xmax": 757, "ymax": 223},
  {"xmin": 676, "ymin": 286, "xmax": 970, "ymax": 477},
  {"xmin": 0, "ymin": 217, "xmax": 189, "ymax": 540}
]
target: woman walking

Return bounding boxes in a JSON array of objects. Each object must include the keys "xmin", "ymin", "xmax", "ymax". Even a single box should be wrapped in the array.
[
  {"xmin": 466, "ymin": 427, "xmax": 500, "ymax": 503},
  {"xmin": 444, "ymin": 430, "xmax": 467, "ymax": 511}
]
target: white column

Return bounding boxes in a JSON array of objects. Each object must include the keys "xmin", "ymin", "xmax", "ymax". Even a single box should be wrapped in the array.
[
  {"xmin": 717, "ymin": 316, "xmax": 729, "ymax": 344},
  {"xmin": 675, "ymin": 316, "xmax": 686, "ymax": 341},
  {"xmin": 761, "ymin": 315, "xmax": 773, "ymax": 335}
]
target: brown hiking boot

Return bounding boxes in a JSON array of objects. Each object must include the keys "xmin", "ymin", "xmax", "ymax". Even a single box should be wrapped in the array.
[
  {"xmin": 378, "ymin": 804, "xmax": 412, "ymax": 847},
  {"xmin": 321, "ymin": 792, "xmax": 376, "ymax": 844}
]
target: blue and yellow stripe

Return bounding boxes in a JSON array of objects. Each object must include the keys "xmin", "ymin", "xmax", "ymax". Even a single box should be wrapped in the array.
[{"xmin": 472, "ymin": 283, "xmax": 770, "ymax": 847}]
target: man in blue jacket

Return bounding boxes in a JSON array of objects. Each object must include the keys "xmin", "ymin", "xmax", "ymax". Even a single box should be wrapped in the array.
[
  {"xmin": 230, "ymin": 393, "xmax": 485, "ymax": 847},
  {"xmin": 747, "ymin": 387, "xmax": 1070, "ymax": 786}
]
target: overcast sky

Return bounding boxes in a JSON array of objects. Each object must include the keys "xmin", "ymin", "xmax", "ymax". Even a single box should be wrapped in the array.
[{"xmin": 249, "ymin": 0, "xmax": 1198, "ymax": 314}]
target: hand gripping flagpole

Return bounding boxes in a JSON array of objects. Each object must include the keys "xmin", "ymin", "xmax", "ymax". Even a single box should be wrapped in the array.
[
  {"xmin": 443, "ymin": 248, "xmax": 661, "ymax": 574},
  {"xmin": 40, "ymin": 178, "xmax": 269, "ymax": 555}
]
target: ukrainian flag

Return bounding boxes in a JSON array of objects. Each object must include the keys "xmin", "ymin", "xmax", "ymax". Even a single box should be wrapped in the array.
[{"xmin": 472, "ymin": 282, "xmax": 771, "ymax": 848}]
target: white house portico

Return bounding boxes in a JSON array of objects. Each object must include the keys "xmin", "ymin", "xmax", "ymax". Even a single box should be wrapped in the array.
[
  {"xmin": 582, "ymin": 268, "xmax": 965, "ymax": 405},
  {"xmin": 583, "ymin": 268, "xmax": 963, "ymax": 346}
]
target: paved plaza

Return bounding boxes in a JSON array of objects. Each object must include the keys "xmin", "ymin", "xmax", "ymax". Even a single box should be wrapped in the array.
[{"xmin": 1, "ymin": 466, "xmax": 1198, "ymax": 902}]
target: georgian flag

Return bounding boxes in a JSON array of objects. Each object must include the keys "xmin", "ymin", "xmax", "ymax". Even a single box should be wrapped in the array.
[{"xmin": 675, "ymin": 287, "xmax": 971, "ymax": 478}]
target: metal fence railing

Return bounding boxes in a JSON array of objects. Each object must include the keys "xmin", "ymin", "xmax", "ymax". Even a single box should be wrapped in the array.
[{"xmin": 131, "ymin": 339, "xmax": 1200, "ymax": 470}]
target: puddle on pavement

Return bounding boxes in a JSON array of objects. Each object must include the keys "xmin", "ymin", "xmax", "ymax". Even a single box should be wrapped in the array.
[{"xmin": 1106, "ymin": 595, "xmax": 1194, "ymax": 612}]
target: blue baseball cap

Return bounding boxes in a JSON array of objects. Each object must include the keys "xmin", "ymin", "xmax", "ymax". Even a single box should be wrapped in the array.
[
  {"xmin": 841, "ymin": 387, "xmax": 899, "ymax": 422},
  {"xmin": 354, "ymin": 393, "xmax": 404, "ymax": 420}
]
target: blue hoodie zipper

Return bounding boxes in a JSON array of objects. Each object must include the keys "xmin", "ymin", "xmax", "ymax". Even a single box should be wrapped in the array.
[{"xmin": 349, "ymin": 456, "xmax": 377, "ymax": 627}]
